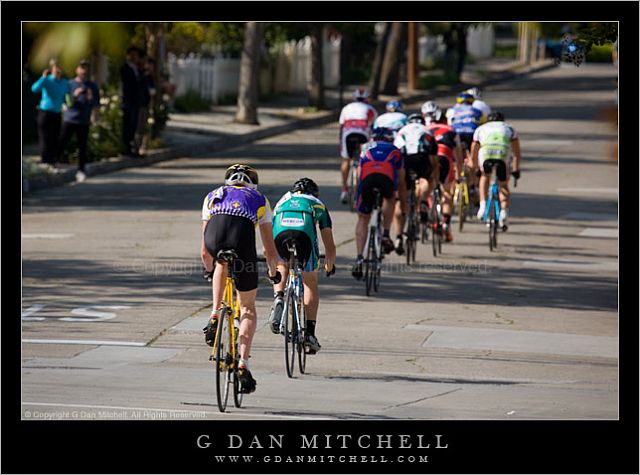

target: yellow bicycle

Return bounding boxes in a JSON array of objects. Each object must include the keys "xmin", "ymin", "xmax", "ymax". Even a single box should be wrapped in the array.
[
  {"xmin": 210, "ymin": 250, "xmax": 243, "ymax": 412},
  {"xmin": 453, "ymin": 168, "xmax": 471, "ymax": 232}
]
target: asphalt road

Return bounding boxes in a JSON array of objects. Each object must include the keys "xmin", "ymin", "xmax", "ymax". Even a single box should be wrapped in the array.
[{"xmin": 21, "ymin": 63, "xmax": 618, "ymax": 420}]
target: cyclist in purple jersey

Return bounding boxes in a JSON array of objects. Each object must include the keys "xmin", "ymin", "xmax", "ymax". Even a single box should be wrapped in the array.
[{"xmin": 200, "ymin": 164, "xmax": 281, "ymax": 394}]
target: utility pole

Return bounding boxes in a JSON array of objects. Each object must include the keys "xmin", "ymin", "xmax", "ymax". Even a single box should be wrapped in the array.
[{"xmin": 407, "ymin": 22, "xmax": 418, "ymax": 90}]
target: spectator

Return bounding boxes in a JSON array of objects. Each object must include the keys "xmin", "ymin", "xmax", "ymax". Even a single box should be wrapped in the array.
[
  {"xmin": 57, "ymin": 60, "xmax": 100, "ymax": 183},
  {"xmin": 120, "ymin": 46, "xmax": 142, "ymax": 157},
  {"xmin": 31, "ymin": 59, "xmax": 68, "ymax": 166},
  {"xmin": 135, "ymin": 56, "xmax": 156, "ymax": 155}
]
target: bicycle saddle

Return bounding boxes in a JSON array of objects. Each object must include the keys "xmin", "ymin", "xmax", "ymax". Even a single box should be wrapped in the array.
[{"xmin": 216, "ymin": 249, "xmax": 238, "ymax": 263}]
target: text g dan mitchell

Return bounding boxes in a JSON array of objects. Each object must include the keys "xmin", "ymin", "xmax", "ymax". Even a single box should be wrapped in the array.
[{"xmin": 196, "ymin": 433, "xmax": 449, "ymax": 450}]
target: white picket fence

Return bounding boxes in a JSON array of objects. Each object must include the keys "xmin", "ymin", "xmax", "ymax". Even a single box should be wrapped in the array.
[{"xmin": 167, "ymin": 35, "xmax": 341, "ymax": 104}]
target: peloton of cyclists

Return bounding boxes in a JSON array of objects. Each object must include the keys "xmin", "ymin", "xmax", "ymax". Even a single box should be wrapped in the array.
[
  {"xmin": 351, "ymin": 127, "xmax": 407, "ymax": 279},
  {"xmin": 338, "ymin": 88, "xmax": 378, "ymax": 204},
  {"xmin": 470, "ymin": 111, "xmax": 522, "ymax": 230},
  {"xmin": 268, "ymin": 178, "xmax": 337, "ymax": 355}
]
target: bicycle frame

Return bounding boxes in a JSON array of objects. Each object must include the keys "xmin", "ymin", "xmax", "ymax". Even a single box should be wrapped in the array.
[{"xmin": 211, "ymin": 271, "xmax": 240, "ymax": 370}]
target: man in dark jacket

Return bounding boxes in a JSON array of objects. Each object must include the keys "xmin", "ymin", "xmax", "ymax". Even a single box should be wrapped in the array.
[
  {"xmin": 121, "ymin": 46, "xmax": 141, "ymax": 156},
  {"xmin": 57, "ymin": 60, "xmax": 100, "ymax": 182}
]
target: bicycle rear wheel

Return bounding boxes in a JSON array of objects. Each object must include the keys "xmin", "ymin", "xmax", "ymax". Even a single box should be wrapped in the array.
[
  {"xmin": 456, "ymin": 187, "xmax": 466, "ymax": 232},
  {"xmin": 430, "ymin": 205, "xmax": 439, "ymax": 257},
  {"xmin": 214, "ymin": 306, "xmax": 232, "ymax": 412},
  {"xmin": 365, "ymin": 227, "xmax": 375, "ymax": 296},
  {"xmin": 284, "ymin": 291, "xmax": 297, "ymax": 378},
  {"xmin": 232, "ymin": 319, "xmax": 243, "ymax": 408},
  {"xmin": 489, "ymin": 216, "xmax": 497, "ymax": 251}
]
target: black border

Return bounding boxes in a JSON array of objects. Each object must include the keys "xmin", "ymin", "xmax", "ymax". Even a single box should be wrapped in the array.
[{"xmin": 4, "ymin": 2, "xmax": 638, "ymax": 474}]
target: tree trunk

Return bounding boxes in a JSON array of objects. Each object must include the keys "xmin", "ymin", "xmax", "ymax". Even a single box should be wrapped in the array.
[
  {"xmin": 379, "ymin": 22, "xmax": 405, "ymax": 95},
  {"xmin": 368, "ymin": 22, "xmax": 391, "ymax": 99},
  {"xmin": 455, "ymin": 23, "xmax": 467, "ymax": 81},
  {"xmin": 235, "ymin": 22, "xmax": 265, "ymax": 125},
  {"xmin": 308, "ymin": 24, "xmax": 324, "ymax": 109}
]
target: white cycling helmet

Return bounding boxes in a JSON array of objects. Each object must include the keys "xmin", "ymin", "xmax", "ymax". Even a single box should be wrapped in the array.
[
  {"xmin": 352, "ymin": 88, "xmax": 369, "ymax": 101},
  {"xmin": 465, "ymin": 87, "xmax": 482, "ymax": 99},
  {"xmin": 421, "ymin": 100, "xmax": 439, "ymax": 116},
  {"xmin": 224, "ymin": 164, "xmax": 259, "ymax": 189}
]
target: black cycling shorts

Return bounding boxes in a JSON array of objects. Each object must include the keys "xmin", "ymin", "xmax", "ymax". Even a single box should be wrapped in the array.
[
  {"xmin": 345, "ymin": 132, "xmax": 368, "ymax": 160},
  {"xmin": 482, "ymin": 159, "xmax": 508, "ymax": 182},
  {"xmin": 356, "ymin": 173, "xmax": 394, "ymax": 215},
  {"xmin": 275, "ymin": 230, "xmax": 313, "ymax": 268},
  {"xmin": 204, "ymin": 214, "xmax": 258, "ymax": 292},
  {"xmin": 404, "ymin": 153, "xmax": 432, "ymax": 188},
  {"xmin": 458, "ymin": 133, "xmax": 474, "ymax": 151},
  {"xmin": 438, "ymin": 156, "xmax": 451, "ymax": 184}
]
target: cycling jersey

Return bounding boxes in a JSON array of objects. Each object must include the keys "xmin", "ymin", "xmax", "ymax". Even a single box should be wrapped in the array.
[
  {"xmin": 373, "ymin": 112, "xmax": 408, "ymax": 133},
  {"xmin": 394, "ymin": 123, "xmax": 438, "ymax": 156},
  {"xmin": 427, "ymin": 123, "xmax": 460, "ymax": 163},
  {"xmin": 201, "ymin": 185, "xmax": 272, "ymax": 226},
  {"xmin": 446, "ymin": 104, "xmax": 483, "ymax": 135},
  {"xmin": 339, "ymin": 101, "xmax": 377, "ymax": 159},
  {"xmin": 358, "ymin": 141, "xmax": 404, "ymax": 188},
  {"xmin": 272, "ymin": 192, "xmax": 332, "ymax": 271},
  {"xmin": 473, "ymin": 121, "xmax": 518, "ymax": 165},
  {"xmin": 472, "ymin": 99, "xmax": 491, "ymax": 123}
]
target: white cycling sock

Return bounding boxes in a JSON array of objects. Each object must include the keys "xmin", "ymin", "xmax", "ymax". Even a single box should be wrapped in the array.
[{"xmin": 239, "ymin": 358, "xmax": 250, "ymax": 369}]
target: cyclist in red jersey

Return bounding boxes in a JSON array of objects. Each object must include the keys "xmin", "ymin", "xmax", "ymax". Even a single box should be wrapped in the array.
[{"xmin": 425, "ymin": 109, "xmax": 464, "ymax": 242}]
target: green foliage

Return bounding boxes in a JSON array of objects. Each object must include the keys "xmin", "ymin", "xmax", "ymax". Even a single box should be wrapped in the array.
[
  {"xmin": 204, "ymin": 23, "xmax": 245, "ymax": 57},
  {"xmin": 574, "ymin": 23, "xmax": 617, "ymax": 52},
  {"xmin": 494, "ymin": 43, "xmax": 517, "ymax": 59},
  {"xmin": 149, "ymin": 95, "xmax": 171, "ymax": 139},
  {"xmin": 343, "ymin": 66, "xmax": 370, "ymax": 84},
  {"xmin": 25, "ymin": 22, "xmax": 128, "ymax": 73},
  {"xmin": 265, "ymin": 23, "xmax": 308, "ymax": 46},
  {"xmin": 173, "ymin": 89, "xmax": 212, "ymax": 112},
  {"xmin": 586, "ymin": 43, "xmax": 614, "ymax": 63},
  {"xmin": 167, "ymin": 22, "xmax": 206, "ymax": 56}
]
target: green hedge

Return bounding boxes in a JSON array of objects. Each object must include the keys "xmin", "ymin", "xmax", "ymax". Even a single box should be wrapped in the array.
[
  {"xmin": 173, "ymin": 89, "xmax": 212, "ymax": 112},
  {"xmin": 586, "ymin": 44, "xmax": 614, "ymax": 63}
]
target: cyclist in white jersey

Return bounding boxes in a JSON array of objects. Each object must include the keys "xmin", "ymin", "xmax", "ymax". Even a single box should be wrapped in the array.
[
  {"xmin": 470, "ymin": 111, "xmax": 522, "ymax": 230},
  {"xmin": 373, "ymin": 100, "xmax": 408, "ymax": 137},
  {"xmin": 465, "ymin": 87, "xmax": 491, "ymax": 124},
  {"xmin": 339, "ymin": 88, "xmax": 378, "ymax": 203}
]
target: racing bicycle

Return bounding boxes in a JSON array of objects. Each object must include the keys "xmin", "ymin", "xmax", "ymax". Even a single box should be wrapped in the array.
[
  {"xmin": 209, "ymin": 250, "xmax": 244, "ymax": 412},
  {"xmin": 482, "ymin": 163, "xmax": 518, "ymax": 251}
]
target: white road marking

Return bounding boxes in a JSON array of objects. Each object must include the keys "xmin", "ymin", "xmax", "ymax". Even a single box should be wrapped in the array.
[
  {"xmin": 579, "ymin": 228, "xmax": 618, "ymax": 238},
  {"xmin": 22, "ymin": 233, "xmax": 75, "ymax": 239},
  {"xmin": 21, "ymin": 401, "xmax": 333, "ymax": 420},
  {"xmin": 61, "ymin": 305, "xmax": 131, "ymax": 322},
  {"xmin": 22, "ymin": 339, "xmax": 146, "ymax": 347},
  {"xmin": 21, "ymin": 304, "xmax": 46, "ymax": 321},
  {"xmin": 557, "ymin": 188, "xmax": 618, "ymax": 195}
]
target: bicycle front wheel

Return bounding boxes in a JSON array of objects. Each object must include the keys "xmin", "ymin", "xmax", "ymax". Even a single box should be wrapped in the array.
[
  {"xmin": 348, "ymin": 162, "xmax": 358, "ymax": 212},
  {"xmin": 284, "ymin": 292, "xmax": 297, "ymax": 378},
  {"xmin": 214, "ymin": 307, "xmax": 232, "ymax": 412}
]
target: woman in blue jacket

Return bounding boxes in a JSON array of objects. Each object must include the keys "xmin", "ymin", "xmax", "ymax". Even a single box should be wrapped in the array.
[{"xmin": 31, "ymin": 59, "xmax": 68, "ymax": 165}]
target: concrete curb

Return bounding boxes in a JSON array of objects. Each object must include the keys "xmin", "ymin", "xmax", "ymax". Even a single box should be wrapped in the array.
[
  {"xmin": 23, "ymin": 110, "xmax": 339, "ymax": 194},
  {"xmin": 23, "ymin": 60, "xmax": 554, "ymax": 194}
]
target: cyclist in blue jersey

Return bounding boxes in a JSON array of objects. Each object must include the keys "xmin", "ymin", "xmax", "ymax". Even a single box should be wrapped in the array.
[
  {"xmin": 200, "ymin": 164, "xmax": 281, "ymax": 393},
  {"xmin": 446, "ymin": 92, "xmax": 483, "ymax": 157},
  {"xmin": 351, "ymin": 127, "xmax": 407, "ymax": 279}
]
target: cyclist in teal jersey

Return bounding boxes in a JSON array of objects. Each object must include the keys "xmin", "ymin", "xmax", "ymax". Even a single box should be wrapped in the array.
[{"xmin": 268, "ymin": 178, "xmax": 337, "ymax": 354}]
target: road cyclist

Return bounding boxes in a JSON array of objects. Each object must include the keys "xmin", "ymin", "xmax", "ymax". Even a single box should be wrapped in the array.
[
  {"xmin": 200, "ymin": 164, "xmax": 281, "ymax": 395},
  {"xmin": 267, "ymin": 178, "xmax": 337, "ymax": 356}
]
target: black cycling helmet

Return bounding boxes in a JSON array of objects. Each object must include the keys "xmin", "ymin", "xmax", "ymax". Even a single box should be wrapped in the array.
[
  {"xmin": 292, "ymin": 177, "xmax": 320, "ymax": 197},
  {"xmin": 225, "ymin": 163, "xmax": 259, "ymax": 188},
  {"xmin": 487, "ymin": 111, "xmax": 505, "ymax": 122},
  {"xmin": 407, "ymin": 113, "xmax": 425, "ymax": 125},
  {"xmin": 371, "ymin": 127, "xmax": 395, "ymax": 142}
]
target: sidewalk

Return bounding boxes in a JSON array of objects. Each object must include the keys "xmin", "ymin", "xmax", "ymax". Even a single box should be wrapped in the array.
[{"xmin": 22, "ymin": 57, "xmax": 555, "ymax": 194}]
